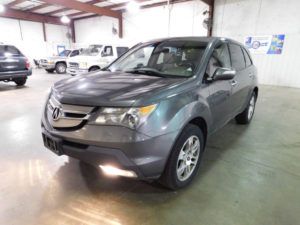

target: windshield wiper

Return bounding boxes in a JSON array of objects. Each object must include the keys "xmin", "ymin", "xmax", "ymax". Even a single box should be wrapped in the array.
[{"xmin": 125, "ymin": 68, "xmax": 167, "ymax": 78}]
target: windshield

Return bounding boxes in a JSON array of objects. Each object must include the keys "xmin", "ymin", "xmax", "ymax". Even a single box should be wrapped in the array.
[
  {"xmin": 109, "ymin": 41, "xmax": 207, "ymax": 77},
  {"xmin": 81, "ymin": 46, "xmax": 102, "ymax": 56},
  {"xmin": 59, "ymin": 50, "xmax": 71, "ymax": 56}
]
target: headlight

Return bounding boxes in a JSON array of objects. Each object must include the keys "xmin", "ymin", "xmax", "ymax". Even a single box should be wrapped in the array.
[
  {"xmin": 95, "ymin": 104, "xmax": 157, "ymax": 129},
  {"xmin": 80, "ymin": 62, "xmax": 88, "ymax": 68}
]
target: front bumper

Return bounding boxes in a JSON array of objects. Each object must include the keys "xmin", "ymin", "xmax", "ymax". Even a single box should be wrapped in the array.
[
  {"xmin": 41, "ymin": 63, "xmax": 55, "ymax": 69},
  {"xmin": 41, "ymin": 123, "xmax": 178, "ymax": 180},
  {"xmin": 66, "ymin": 67, "xmax": 88, "ymax": 76}
]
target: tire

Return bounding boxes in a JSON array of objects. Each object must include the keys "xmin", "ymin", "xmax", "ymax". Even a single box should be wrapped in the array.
[
  {"xmin": 235, "ymin": 92, "xmax": 257, "ymax": 124},
  {"xmin": 14, "ymin": 78, "xmax": 27, "ymax": 86},
  {"xmin": 89, "ymin": 67, "xmax": 100, "ymax": 72},
  {"xmin": 159, "ymin": 124, "xmax": 204, "ymax": 190},
  {"xmin": 55, "ymin": 63, "xmax": 66, "ymax": 74},
  {"xmin": 45, "ymin": 69, "xmax": 55, "ymax": 73}
]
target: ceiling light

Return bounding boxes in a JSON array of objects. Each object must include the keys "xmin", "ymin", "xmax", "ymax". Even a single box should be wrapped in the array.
[
  {"xmin": 61, "ymin": 15, "xmax": 70, "ymax": 24},
  {"xmin": 0, "ymin": 4, "xmax": 5, "ymax": 13},
  {"xmin": 126, "ymin": 1, "xmax": 140, "ymax": 13}
]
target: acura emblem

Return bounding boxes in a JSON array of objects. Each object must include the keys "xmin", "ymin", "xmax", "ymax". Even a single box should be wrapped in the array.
[{"xmin": 52, "ymin": 107, "xmax": 61, "ymax": 121}]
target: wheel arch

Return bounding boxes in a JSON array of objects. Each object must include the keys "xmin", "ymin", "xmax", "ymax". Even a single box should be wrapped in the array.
[
  {"xmin": 55, "ymin": 61, "xmax": 66, "ymax": 66},
  {"xmin": 88, "ymin": 65, "xmax": 101, "ymax": 72}
]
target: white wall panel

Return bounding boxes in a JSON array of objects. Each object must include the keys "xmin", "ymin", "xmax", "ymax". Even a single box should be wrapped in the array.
[
  {"xmin": 213, "ymin": 0, "xmax": 300, "ymax": 88},
  {"xmin": 74, "ymin": 0, "xmax": 209, "ymax": 46},
  {"xmin": 0, "ymin": 17, "xmax": 71, "ymax": 63}
]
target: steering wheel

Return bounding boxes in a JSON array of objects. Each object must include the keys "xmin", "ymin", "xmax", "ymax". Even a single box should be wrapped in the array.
[{"xmin": 178, "ymin": 62, "xmax": 195, "ymax": 71}]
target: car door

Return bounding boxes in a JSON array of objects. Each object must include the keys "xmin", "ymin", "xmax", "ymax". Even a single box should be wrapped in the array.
[
  {"xmin": 228, "ymin": 43, "xmax": 252, "ymax": 116},
  {"xmin": 204, "ymin": 42, "xmax": 234, "ymax": 131},
  {"xmin": 100, "ymin": 45, "xmax": 115, "ymax": 66}
]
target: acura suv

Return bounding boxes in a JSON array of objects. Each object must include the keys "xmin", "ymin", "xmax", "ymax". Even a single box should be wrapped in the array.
[
  {"xmin": 0, "ymin": 44, "xmax": 32, "ymax": 86},
  {"xmin": 41, "ymin": 37, "xmax": 258, "ymax": 189}
]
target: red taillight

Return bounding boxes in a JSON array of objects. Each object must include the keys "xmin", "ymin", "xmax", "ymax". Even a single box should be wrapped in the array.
[{"xmin": 26, "ymin": 58, "xmax": 30, "ymax": 68}]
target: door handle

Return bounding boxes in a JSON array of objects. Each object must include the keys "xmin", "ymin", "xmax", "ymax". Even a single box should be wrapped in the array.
[{"xmin": 231, "ymin": 80, "xmax": 238, "ymax": 86}]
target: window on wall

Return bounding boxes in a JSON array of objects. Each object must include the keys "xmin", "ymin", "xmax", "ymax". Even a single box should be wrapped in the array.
[{"xmin": 229, "ymin": 44, "xmax": 246, "ymax": 71}]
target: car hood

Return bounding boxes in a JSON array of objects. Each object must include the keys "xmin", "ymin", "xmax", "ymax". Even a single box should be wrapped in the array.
[
  {"xmin": 67, "ymin": 55, "xmax": 96, "ymax": 63},
  {"xmin": 46, "ymin": 56, "xmax": 67, "ymax": 60},
  {"xmin": 52, "ymin": 71, "xmax": 186, "ymax": 107}
]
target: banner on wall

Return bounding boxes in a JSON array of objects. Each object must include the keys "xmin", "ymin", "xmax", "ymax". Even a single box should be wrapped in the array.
[{"xmin": 245, "ymin": 34, "xmax": 285, "ymax": 54}]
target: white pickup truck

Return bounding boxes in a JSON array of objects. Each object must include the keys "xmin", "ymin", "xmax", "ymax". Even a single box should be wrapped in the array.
[{"xmin": 66, "ymin": 45, "xmax": 129, "ymax": 76}]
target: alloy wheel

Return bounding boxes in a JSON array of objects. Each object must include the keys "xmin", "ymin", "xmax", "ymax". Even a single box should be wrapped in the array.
[{"xmin": 176, "ymin": 135, "xmax": 200, "ymax": 181}]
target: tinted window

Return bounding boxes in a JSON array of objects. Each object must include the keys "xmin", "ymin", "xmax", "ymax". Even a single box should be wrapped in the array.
[
  {"xmin": 103, "ymin": 46, "xmax": 113, "ymax": 56},
  {"xmin": 242, "ymin": 48, "xmax": 252, "ymax": 67},
  {"xmin": 229, "ymin": 44, "xmax": 245, "ymax": 71},
  {"xmin": 70, "ymin": 50, "xmax": 79, "ymax": 57},
  {"xmin": 206, "ymin": 43, "xmax": 231, "ymax": 77},
  {"xmin": 0, "ymin": 45, "xmax": 22, "ymax": 57},
  {"xmin": 116, "ymin": 47, "xmax": 129, "ymax": 57}
]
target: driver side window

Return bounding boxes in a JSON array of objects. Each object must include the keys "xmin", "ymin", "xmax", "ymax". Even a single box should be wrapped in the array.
[
  {"xmin": 205, "ymin": 43, "xmax": 231, "ymax": 78},
  {"xmin": 102, "ymin": 46, "xmax": 113, "ymax": 57}
]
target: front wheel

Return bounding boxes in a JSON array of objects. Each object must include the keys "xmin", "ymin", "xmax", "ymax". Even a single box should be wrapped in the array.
[
  {"xmin": 159, "ymin": 124, "xmax": 204, "ymax": 190},
  {"xmin": 55, "ymin": 63, "xmax": 66, "ymax": 74},
  {"xmin": 236, "ymin": 92, "xmax": 257, "ymax": 124}
]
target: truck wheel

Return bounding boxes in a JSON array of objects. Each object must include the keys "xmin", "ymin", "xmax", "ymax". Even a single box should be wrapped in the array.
[
  {"xmin": 14, "ymin": 78, "xmax": 27, "ymax": 86},
  {"xmin": 89, "ymin": 66, "xmax": 100, "ymax": 72},
  {"xmin": 55, "ymin": 63, "xmax": 66, "ymax": 74},
  {"xmin": 159, "ymin": 124, "xmax": 204, "ymax": 190},
  {"xmin": 236, "ymin": 92, "xmax": 257, "ymax": 124},
  {"xmin": 45, "ymin": 69, "xmax": 55, "ymax": 73}
]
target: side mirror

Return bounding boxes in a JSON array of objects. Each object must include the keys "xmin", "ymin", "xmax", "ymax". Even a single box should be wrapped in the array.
[{"xmin": 212, "ymin": 68, "xmax": 236, "ymax": 81}]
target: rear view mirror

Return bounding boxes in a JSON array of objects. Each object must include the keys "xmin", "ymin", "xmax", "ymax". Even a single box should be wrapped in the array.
[{"xmin": 213, "ymin": 68, "xmax": 236, "ymax": 81}]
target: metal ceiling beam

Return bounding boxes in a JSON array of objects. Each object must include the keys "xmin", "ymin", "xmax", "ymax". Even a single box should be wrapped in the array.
[
  {"xmin": 0, "ymin": 7, "xmax": 64, "ymax": 25},
  {"xmin": 28, "ymin": 3, "xmax": 52, "ymax": 12},
  {"xmin": 7, "ymin": 0, "xmax": 27, "ymax": 7},
  {"xmin": 39, "ymin": 0, "xmax": 120, "ymax": 18}
]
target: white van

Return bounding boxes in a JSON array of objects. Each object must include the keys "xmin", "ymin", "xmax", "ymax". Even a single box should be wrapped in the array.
[{"xmin": 66, "ymin": 44, "xmax": 129, "ymax": 76}]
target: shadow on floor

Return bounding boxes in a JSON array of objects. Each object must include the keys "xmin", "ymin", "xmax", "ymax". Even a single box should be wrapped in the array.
[{"xmin": 52, "ymin": 120, "xmax": 250, "ymax": 196}]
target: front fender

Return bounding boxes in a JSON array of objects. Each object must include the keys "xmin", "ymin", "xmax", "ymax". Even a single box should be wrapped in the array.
[{"xmin": 138, "ymin": 88, "xmax": 213, "ymax": 138}]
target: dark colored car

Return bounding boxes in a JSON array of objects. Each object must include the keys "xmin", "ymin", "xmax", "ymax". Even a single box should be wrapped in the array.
[
  {"xmin": 41, "ymin": 37, "xmax": 258, "ymax": 189},
  {"xmin": 0, "ymin": 44, "xmax": 32, "ymax": 86}
]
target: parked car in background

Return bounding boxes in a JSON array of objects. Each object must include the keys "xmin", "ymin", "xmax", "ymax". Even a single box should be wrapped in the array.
[
  {"xmin": 40, "ymin": 49, "xmax": 81, "ymax": 74},
  {"xmin": 0, "ymin": 44, "xmax": 32, "ymax": 86},
  {"xmin": 42, "ymin": 37, "xmax": 258, "ymax": 190},
  {"xmin": 66, "ymin": 45, "xmax": 129, "ymax": 76}
]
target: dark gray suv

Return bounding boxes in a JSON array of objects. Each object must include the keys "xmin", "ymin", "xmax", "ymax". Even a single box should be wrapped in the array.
[
  {"xmin": 41, "ymin": 37, "xmax": 258, "ymax": 189},
  {"xmin": 0, "ymin": 44, "xmax": 32, "ymax": 86}
]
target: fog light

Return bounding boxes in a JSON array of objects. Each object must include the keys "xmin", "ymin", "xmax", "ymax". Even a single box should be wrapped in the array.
[{"xmin": 100, "ymin": 165, "xmax": 137, "ymax": 178}]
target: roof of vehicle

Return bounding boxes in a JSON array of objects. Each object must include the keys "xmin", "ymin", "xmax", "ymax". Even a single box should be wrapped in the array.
[{"xmin": 141, "ymin": 36, "xmax": 243, "ymax": 46}]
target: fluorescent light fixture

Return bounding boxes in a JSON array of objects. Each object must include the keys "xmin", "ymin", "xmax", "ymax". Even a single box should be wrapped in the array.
[
  {"xmin": 0, "ymin": 4, "xmax": 5, "ymax": 13},
  {"xmin": 126, "ymin": 1, "xmax": 140, "ymax": 13},
  {"xmin": 100, "ymin": 165, "xmax": 137, "ymax": 178},
  {"xmin": 61, "ymin": 15, "xmax": 70, "ymax": 24}
]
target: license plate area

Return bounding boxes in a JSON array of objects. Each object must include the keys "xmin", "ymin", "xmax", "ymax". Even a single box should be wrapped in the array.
[{"xmin": 42, "ymin": 133, "xmax": 62, "ymax": 155}]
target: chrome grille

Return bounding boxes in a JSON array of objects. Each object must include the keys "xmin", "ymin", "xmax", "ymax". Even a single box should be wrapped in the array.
[
  {"xmin": 47, "ymin": 95, "xmax": 94, "ymax": 129},
  {"xmin": 69, "ymin": 62, "xmax": 79, "ymax": 68}
]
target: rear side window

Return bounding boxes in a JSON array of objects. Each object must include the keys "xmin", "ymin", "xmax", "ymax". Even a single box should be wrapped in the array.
[
  {"xmin": 116, "ymin": 47, "xmax": 129, "ymax": 57},
  {"xmin": 242, "ymin": 48, "xmax": 252, "ymax": 67},
  {"xmin": 229, "ymin": 44, "xmax": 245, "ymax": 71},
  {"xmin": 0, "ymin": 45, "xmax": 22, "ymax": 57}
]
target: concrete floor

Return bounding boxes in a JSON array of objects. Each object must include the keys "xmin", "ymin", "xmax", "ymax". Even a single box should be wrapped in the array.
[{"xmin": 0, "ymin": 69, "xmax": 300, "ymax": 225}]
